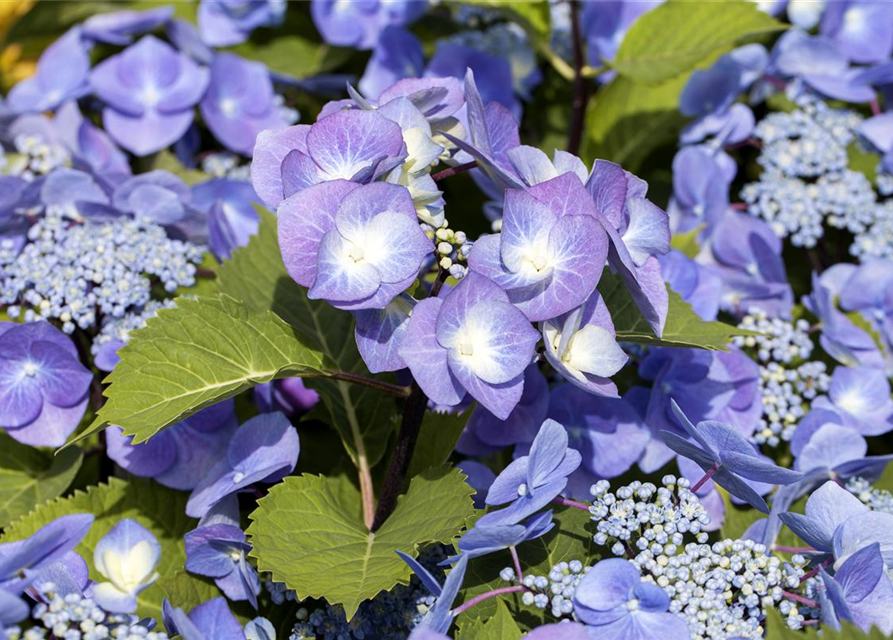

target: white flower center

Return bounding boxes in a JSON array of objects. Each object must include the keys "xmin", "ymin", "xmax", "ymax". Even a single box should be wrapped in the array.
[
  {"xmin": 517, "ymin": 483, "xmax": 528, "ymax": 497},
  {"xmin": 626, "ymin": 598, "xmax": 640, "ymax": 612},
  {"xmin": 21, "ymin": 361, "xmax": 40, "ymax": 377},
  {"xmin": 233, "ymin": 472, "xmax": 246, "ymax": 483}
]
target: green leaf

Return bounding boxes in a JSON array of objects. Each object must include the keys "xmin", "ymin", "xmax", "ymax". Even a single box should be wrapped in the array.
[
  {"xmin": 1, "ymin": 477, "xmax": 196, "ymax": 628},
  {"xmin": 456, "ymin": 1, "xmax": 549, "ymax": 40},
  {"xmin": 670, "ymin": 225, "xmax": 704, "ymax": 259},
  {"xmin": 598, "ymin": 271, "xmax": 757, "ymax": 350},
  {"xmin": 764, "ymin": 607, "xmax": 884, "ymax": 639},
  {"xmin": 612, "ymin": 0, "xmax": 786, "ymax": 84},
  {"xmin": 218, "ymin": 207, "xmax": 401, "ymax": 468},
  {"xmin": 582, "ymin": 74, "xmax": 689, "ymax": 172},
  {"xmin": 247, "ymin": 466, "xmax": 475, "ymax": 620},
  {"xmin": 848, "ymin": 142, "xmax": 879, "ymax": 184},
  {"xmin": 157, "ymin": 571, "xmax": 253, "ymax": 624},
  {"xmin": 406, "ymin": 408, "xmax": 472, "ymax": 480},
  {"xmin": 0, "ymin": 433, "xmax": 82, "ymax": 528},
  {"xmin": 74, "ymin": 294, "xmax": 328, "ymax": 445},
  {"xmin": 456, "ymin": 600, "xmax": 523, "ymax": 640},
  {"xmin": 149, "ymin": 150, "xmax": 209, "ymax": 186},
  {"xmin": 458, "ymin": 506, "xmax": 598, "ymax": 628}
]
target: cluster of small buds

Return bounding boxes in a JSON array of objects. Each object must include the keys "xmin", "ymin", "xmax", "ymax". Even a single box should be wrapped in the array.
[
  {"xmin": 845, "ymin": 476, "xmax": 893, "ymax": 514},
  {"xmin": 501, "ymin": 560, "xmax": 589, "ymax": 618},
  {"xmin": 4, "ymin": 133, "xmax": 70, "ymax": 180},
  {"xmin": 651, "ymin": 538, "xmax": 806, "ymax": 639},
  {"xmin": 851, "ymin": 199, "xmax": 893, "ymax": 260},
  {"xmin": 421, "ymin": 220, "xmax": 472, "ymax": 280},
  {"xmin": 281, "ymin": 546, "xmax": 447, "ymax": 640},
  {"xmin": 589, "ymin": 477, "xmax": 711, "ymax": 557},
  {"xmin": 13, "ymin": 582, "xmax": 168, "ymax": 640},
  {"xmin": 753, "ymin": 361, "xmax": 830, "ymax": 447},
  {"xmin": 877, "ymin": 171, "xmax": 893, "ymax": 197},
  {"xmin": 200, "ymin": 151, "xmax": 251, "ymax": 181},
  {"xmin": 1, "ymin": 213, "xmax": 203, "ymax": 333},
  {"xmin": 91, "ymin": 299, "xmax": 176, "ymax": 357},
  {"xmin": 742, "ymin": 96, "xmax": 874, "ymax": 248},
  {"xmin": 734, "ymin": 311, "xmax": 815, "ymax": 364}
]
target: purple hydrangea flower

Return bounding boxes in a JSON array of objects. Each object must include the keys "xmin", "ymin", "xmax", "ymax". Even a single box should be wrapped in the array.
[
  {"xmin": 478, "ymin": 419, "xmax": 582, "ymax": 526},
  {"xmin": 311, "ymin": 0, "xmax": 427, "ymax": 51},
  {"xmin": 198, "ymin": 0, "xmax": 286, "ymax": 47},
  {"xmin": 113, "ymin": 170, "xmax": 206, "ymax": 240},
  {"xmin": 6, "ymin": 28, "xmax": 90, "ymax": 114},
  {"xmin": 396, "ymin": 552, "xmax": 467, "ymax": 634},
  {"xmin": 251, "ymin": 109, "xmax": 406, "ymax": 210},
  {"xmin": 455, "ymin": 459, "xmax": 496, "ymax": 509},
  {"xmin": 33, "ymin": 167, "xmax": 115, "ymax": 220},
  {"xmin": 354, "ymin": 293, "xmax": 416, "ymax": 373},
  {"xmin": 819, "ymin": 1, "xmax": 893, "ymax": 64},
  {"xmin": 427, "ymin": 43, "xmax": 519, "ymax": 119},
  {"xmin": 185, "ymin": 524, "xmax": 260, "ymax": 606},
  {"xmin": 469, "ymin": 173, "xmax": 609, "ymax": 322},
  {"xmin": 661, "ymin": 401, "xmax": 802, "ymax": 513},
  {"xmin": 859, "ymin": 110, "xmax": 893, "ymax": 173},
  {"xmin": 523, "ymin": 623, "xmax": 590, "ymax": 640},
  {"xmin": 398, "ymin": 272, "xmax": 539, "ymax": 419},
  {"xmin": 53, "ymin": 102, "xmax": 132, "ymax": 182},
  {"xmin": 811, "ymin": 366, "xmax": 893, "ymax": 436},
  {"xmin": 820, "ymin": 542, "xmax": 893, "ymax": 635},
  {"xmin": 278, "ymin": 181, "xmax": 431, "ymax": 310},
  {"xmin": 780, "ymin": 481, "xmax": 868, "ymax": 554},
  {"xmin": 660, "ymin": 250, "xmax": 723, "ymax": 321},
  {"xmin": 455, "ymin": 510, "xmax": 554, "ymax": 561},
  {"xmin": 573, "ymin": 558, "xmax": 691, "ymax": 640},
  {"xmin": 82, "ymin": 6, "xmax": 174, "ymax": 45},
  {"xmin": 92, "ymin": 519, "xmax": 160, "ymax": 613},
  {"xmin": 107, "ymin": 399, "xmax": 239, "ymax": 491},
  {"xmin": 0, "ymin": 321, "xmax": 91, "ymax": 447},
  {"xmin": 164, "ymin": 597, "xmax": 246, "ymax": 640},
  {"xmin": 187, "ymin": 411, "xmax": 299, "ymax": 517},
  {"xmin": 827, "ymin": 260, "xmax": 893, "ymax": 364},
  {"xmin": 192, "ymin": 178, "xmax": 261, "ymax": 260},
  {"xmin": 542, "ymin": 291, "xmax": 627, "ymax": 397},
  {"xmin": 668, "ymin": 146, "xmax": 732, "ymax": 233},
  {"xmin": 200, "ymin": 53, "xmax": 287, "ymax": 156},
  {"xmin": 359, "ymin": 26, "xmax": 424, "ymax": 99},
  {"xmin": 581, "ymin": 1, "xmax": 663, "ymax": 70},
  {"xmin": 253, "ymin": 378, "xmax": 320, "ymax": 417},
  {"xmin": 90, "ymin": 35, "xmax": 210, "ymax": 156}
]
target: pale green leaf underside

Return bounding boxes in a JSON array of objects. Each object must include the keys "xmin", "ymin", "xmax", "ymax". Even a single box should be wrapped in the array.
[
  {"xmin": 0, "ymin": 433, "xmax": 82, "ymax": 528},
  {"xmin": 247, "ymin": 467, "xmax": 474, "ymax": 620},
  {"xmin": 1, "ymin": 478, "xmax": 195, "ymax": 628},
  {"xmin": 612, "ymin": 0, "xmax": 787, "ymax": 84},
  {"xmin": 74, "ymin": 294, "xmax": 328, "ymax": 445}
]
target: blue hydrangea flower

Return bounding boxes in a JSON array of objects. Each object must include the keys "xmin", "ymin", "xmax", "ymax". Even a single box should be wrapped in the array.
[
  {"xmin": 200, "ymin": 53, "xmax": 287, "ymax": 156},
  {"xmin": 660, "ymin": 250, "xmax": 722, "ymax": 321},
  {"xmin": 187, "ymin": 412, "xmax": 299, "ymax": 517},
  {"xmin": 478, "ymin": 419, "xmax": 581, "ymax": 526},
  {"xmin": 427, "ymin": 41, "xmax": 519, "ymax": 119},
  {"xmin": 573, "ymin": 558, "xmax": 691, "ymax": 640},
  {"xmin": 396, "ymin": 552, "xmax": 467, "ymax": 634},
  {"xmin": 455, "ymin": 510, "xmax": 554, "ymax": 560},
  {"xmin": 185, "ymin": 523, "xmax": 260, "ymax": 606},
  {"xmin": 113, "ymin": 170, "xmax": 206, "ymax": 240},
  {"xmin": 354, "ymin": 293, "xmax": 416, "ymax": 373},
  {"xmin": 359, "ymin": 26, "xmax": 424, "ymax": 99},
  {"xmin": 6, "ymin": 28, "xmax": 90, "ymax": 114},
  {"xmin": 399, "ymin": 272, "xmax": 539, "ymax": 419},
  {"xmin": 311, "ymin": 0, "xmax": 427, "ymax": 51},
  {"xmin": 278, "ymin": 181, "xmax": 431, "ymax": 310},
  {"xmin": 198, "ymin": 0, "xmax": 286, "ymax": 47},
  {"xmin": 107, "ymin": 399, "xmax": 239, "ymax": 491},
  {"xmin": 90, "ymin": 35, "xmax": 209, "ymax": 156},
  {"xmin": 668, "ymin": 146, "xmax": 732, "ymax": 233},
  {"xmin": 93, "ymin": 519, "xmax": 161, "ymax": 613},
  {"xmin": 780, "ymin": 481, "xmax": 869, "ymax": 555},
  {"xmin": 469, "ymin": 174, "xmax": 609, "ymax": 322},
  {"xmin": 819, "ymin": 1, "xmax": 893, "ymax": 64},
  {"xmin": 820, "ymin": 542, "xmax": 893, "ymax": 634},
  {"xmin": 192, "ymin": 178, "xmax": 261, "ymax": 260},
  {"xmin": 82, "ymin": 6, "xmax": 174, "ymax": 45},
  {"xmin": 163, "ymin": 596, "xmax": 246, "ymax": 640},
  {"xmin": 811, "ymin": 366, "xmax": 893, "ymax": 436},
  {"xmin": 0, "ymin": 321, "xmax": 91, "ymax": 447}
]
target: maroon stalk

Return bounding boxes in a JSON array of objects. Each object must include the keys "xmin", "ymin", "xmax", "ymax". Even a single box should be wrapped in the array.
[
  {"xmin": 691, "ymin": 462, "xmax": 721, "ymax": 493},
  {"xmin": 567, "ymin": 0, "xmax": 589, "ymax": 156}
]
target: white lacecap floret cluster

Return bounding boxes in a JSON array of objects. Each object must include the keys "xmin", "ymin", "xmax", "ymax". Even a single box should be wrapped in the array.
[
  {"xmin": 420, "ymin": 220, "xmax": 472, "ymax": 280},
  {"xmin": 91, "ymin": 299, "xmax": 177, "ymax": 356},
  {"xmin": 5, "ymin": 133, "xmax": 70, "ymax": 181},
  {"xmin": 500, "ymin": 559, "xmax": 589, "ymax": 618},
  {"xmin": 1, "ymin": 213, "xmax": 203, "ymax": 334},
  {"xmin": 735, "ymin": 311, "xmax": 828, "ymax": 447},
  {"xmin": 7, "ymin": 582, "xmax": 168, "ymax": 640},
  {"xmin": 200, "ymin": 151, "xmax": 251, "ymax": 181},
  {"xmin": 846, "ymin": 476, "xmax": 893, "ymax": 514}
]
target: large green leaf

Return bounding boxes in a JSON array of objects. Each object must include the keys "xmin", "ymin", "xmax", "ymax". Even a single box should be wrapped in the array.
[
  {"xmin": 406, "ymin": 408, "xmax": 472, "ymax": 480},
  {"xmin": 612, "ymin": 0, "xmax": 786, "ymax": 84},
  {"xmin": 218, "ymin": 207, "xmax": 401, "ymax": 468},
  {"xmin": 582, "ymin": 74, "xmax": 689, "ymax": 171},
  {"xmin": 0, "ymin": 433, "xmax": 82, "ymax": 528},
  {"xmin": 74, "ymin": 294, "xmax": 328, "ymax": 445},
  {"xmin": 764, "ymin": 607, "xmax": 884, "ymax": 639},
  {"xmin": 456, "ymin": 600, "xmax": 523, "ymax": 640},
  {"xmin": 1, "ymin": 478, "xmax": 195, "ymax": 627},
  {"xmin": 457, "ymin": 505, "xmax": 597, "ymax": 628},
  {"xmin": 247, "ymin": 467, "xmax": 475, "ymax": 620},
  {"xmin": 598, "ymin": 271, "xmax": 757, "ymax": 351}
]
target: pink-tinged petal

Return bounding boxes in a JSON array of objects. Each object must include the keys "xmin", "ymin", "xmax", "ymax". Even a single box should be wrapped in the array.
[
  {"xmin": 361, "ymin": 211, "xmax": 431, "ymax": 284},
  {"xmin": 306, "ymin": 109, "xmax": 405, "ymax": 181},
  {"xmin": 448, "ymin": 358, "xmax": 525, "ymax": 420},
  {"xmin": 102, "ymin": 107, "xmax": 194, "ymax": 157},
  {"xmin": 527, "ymin": 172, "xmax": 597, "ymax": 219},
  {"xmin": 623, "ymin": 198, "xmax": 670, "ymax": 266},
  {"xmin": 435, "ymin": 272, "xmax": 509, "ymax": 350},
  {"xmin": 309, "ymin": 230, "xmax": 382, "ymax": 304},
  {"xmin": 452, "ymin": 299, "xmax": 539, "ymax": 384},
  {"xmin": 399, "ymin": 298, "xmax": 466, "ymax": 407},
  {"xmin": 278, "ymin": 180, "xmax": 360, "ymax": 288},
  {"xmin": 511, "ymin": 215, "xmax": 607, "ymax": 321},
  {"xmin": 334, "ymin": 182, "xmax": 417, "ymax": 246},
  {"xmin": 500, "ymin": 189, "xmax": 556, "ymax": 272},
  {"xmin": 251, "ymin": 125, "xmax": 311, "ymax": 209}
]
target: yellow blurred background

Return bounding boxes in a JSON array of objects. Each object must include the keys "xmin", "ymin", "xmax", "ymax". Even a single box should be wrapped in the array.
[{"xmin": 0, "ymin": 0, "xmax": 37, "ymax": 87}]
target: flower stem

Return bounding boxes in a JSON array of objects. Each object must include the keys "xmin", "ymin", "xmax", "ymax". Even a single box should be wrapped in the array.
[
  {"xmin": 783, "ymin": 591, "xmax": 820, "ymax": 609},
  {"xmin": 691, "ymin": 462, "xmax": 721, "ymax": 493},
  {"xmin": 800, "ymin": 557, "xmax": 834, "ymax": 583},
  {"xmin": 432, "ymin": 161, "xmax": 477, "ymax": 182},
  {"xmin": 510, "ymin": 546, "xmax": 524, "ymax": 583},
  {"xmin": 567, "ymin": 0, "xmax": 589, "ymax": 156},
  {"xmin": 326, "ymin": 372, "xmax": 411, "ymax": 398},
  {"xmin": 553, "ymin": 496, "xmax": 591, "ymax": 511},
  {"xmin": 452, "ymin": 586, "xmax": 527, "ymax": 617}
]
